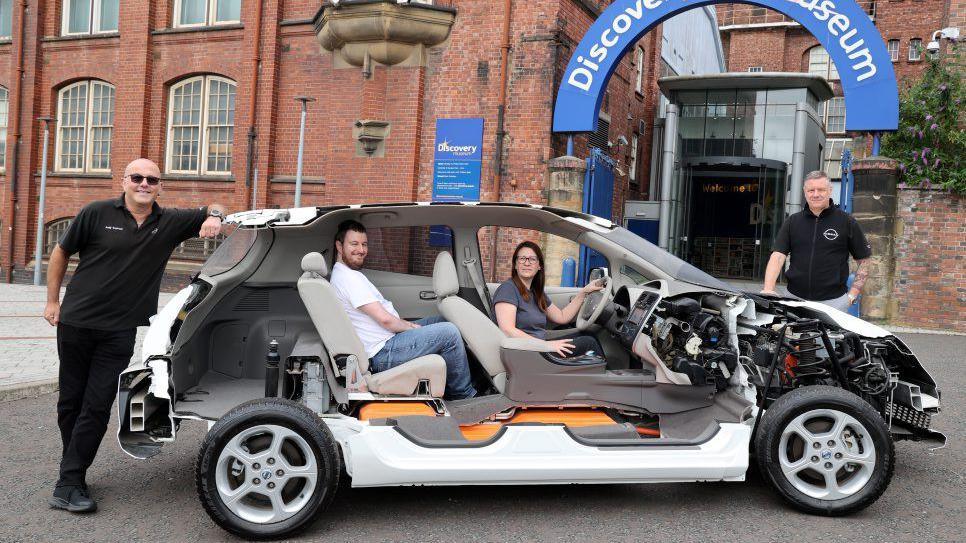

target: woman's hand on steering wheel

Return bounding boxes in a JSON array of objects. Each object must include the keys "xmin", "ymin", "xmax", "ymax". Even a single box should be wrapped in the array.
[
  {"xmin": 581, "ymin": 279, "xmax": 605, "ymax": 296},
  {"xmin": 547, "ymin": 338, "xmax": 575, "ymax": 357}
]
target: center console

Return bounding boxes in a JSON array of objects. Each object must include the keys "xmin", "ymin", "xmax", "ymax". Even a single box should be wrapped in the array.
[{"xmin": 619, "ymin": 291, "xmax": 661, "ymax": 347}]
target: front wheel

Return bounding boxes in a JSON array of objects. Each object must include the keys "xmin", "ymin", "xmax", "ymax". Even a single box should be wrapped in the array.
[
  {"xmin": 196, "ymin": 398, "xmax": 341, "ymax": 540},
  {"xmin": 755, "ymin": 386, "xmax": 894, "ymax": 516}
]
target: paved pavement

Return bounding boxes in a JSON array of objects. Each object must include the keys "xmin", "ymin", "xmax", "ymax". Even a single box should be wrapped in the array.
[
  {"xmin": 0, "ymin": 333, "xmax": 960, "ymax": 542},
  {"xmin": 0, "ymin": 284, "xmax": 175, "ymax": 401}
]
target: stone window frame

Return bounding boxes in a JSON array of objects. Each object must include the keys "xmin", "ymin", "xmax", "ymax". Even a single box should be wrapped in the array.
[
  {"xmin": 45, "ymin": 217, "xmax": 73, "ymax": 255},
  {"xmin": 807, "ymin": 45, "xmax": 839, "ymax": 81},
  {"xmin": 173, "ymin": 0, "xmax": 242, "ymax": 29},
  {"xmin": 887, "ymin": 39, "xmax": 900, "ymax": 62},
  {"xmin": 165, "ymin": 75, "xmax": 236, "ymax": 176},
  {"xmin": 61, "ymin": 0, "xmax": 120, "ymax": 37},
  {"xmin": 54, "ymin": 80, "xmax": 116, "ymax": 174}
]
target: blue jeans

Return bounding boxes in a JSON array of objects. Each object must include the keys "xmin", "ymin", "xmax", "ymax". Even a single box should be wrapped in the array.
[{"xmin": 370, "ymin": 316, "xmax": 477, "ymax": 400}]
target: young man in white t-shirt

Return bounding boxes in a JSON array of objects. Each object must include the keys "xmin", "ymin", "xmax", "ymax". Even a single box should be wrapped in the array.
[{"xmin": 328, "ymin": 220, "xmax": 476, "ymax": 400}]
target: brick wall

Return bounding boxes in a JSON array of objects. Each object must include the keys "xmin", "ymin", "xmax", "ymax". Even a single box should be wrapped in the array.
[
  {"xmin": 1, "ymin": 0, "xmax": 658, "ymax": 287},
  {"xmin": 718, "ymin": 1, "xmax": 948, "ymax": 158},
  {"xmin": 719, "ymin": 2, "xmax": 947, "ymax": 87},
  {"xmin": 893, "ymin": 189, "xmax": 966, "ymax": 333}
]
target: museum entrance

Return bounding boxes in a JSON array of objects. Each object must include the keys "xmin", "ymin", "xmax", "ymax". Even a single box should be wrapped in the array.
[{"xmin": 681, "ymin": 158, "xmax": 786, "ymax": 281}]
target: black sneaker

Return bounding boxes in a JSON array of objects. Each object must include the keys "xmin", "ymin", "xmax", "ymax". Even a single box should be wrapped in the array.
[{"xmin": 48, "ymin": 485, "xmax": 97, "ymax": 513}]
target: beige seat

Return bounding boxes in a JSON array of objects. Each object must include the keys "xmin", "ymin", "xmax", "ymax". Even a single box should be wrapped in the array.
[
  {"xmin": 433, "ymin": 251, "xmax": 510, "ymax": 391},
  {"xmin": 297, "ymin": 252, "xmax": 447, "ymax": 397}
]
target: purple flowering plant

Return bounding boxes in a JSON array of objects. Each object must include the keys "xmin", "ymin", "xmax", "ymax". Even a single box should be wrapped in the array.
[{"xmin": 881, "ymin": 53, "xmax": 965, "ymax": 194}]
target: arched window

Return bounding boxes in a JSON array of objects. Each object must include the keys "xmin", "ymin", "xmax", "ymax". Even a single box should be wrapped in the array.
[
  {"xmin": 807, "ymin": 46, "xmax": 839, "ymax": 81},
  {"xmin": 45, "ymin": 217, "xmax": 73, "ymax": 255},
  {"xmin": 0, "ymin": 86, "xmax": 8, "ymax": 171},
  {"xmin": 55, "ymin": 80, "xmax": 115, "ymax": 173},
  {"xmin": 166, "ymin": 75, "xmax": 236, "ymax": 175}
]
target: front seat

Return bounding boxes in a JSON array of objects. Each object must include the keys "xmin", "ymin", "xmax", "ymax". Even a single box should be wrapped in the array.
[
  {"xmin": 297, "ymin": 252, "xmax": 447, "ymax": 397},
  {"xmin": 433, "ymin": 251, "xmax": 510, "ymax": 391}
]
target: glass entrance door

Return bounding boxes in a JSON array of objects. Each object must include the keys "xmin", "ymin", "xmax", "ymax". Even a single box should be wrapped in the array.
[
  {"xmin": 753, "ymin": 166, "xmax": 786, "ymax": 279},
  {"xmin": 683, "ymin": 162, "xmax": 786, "ymax": 281}
]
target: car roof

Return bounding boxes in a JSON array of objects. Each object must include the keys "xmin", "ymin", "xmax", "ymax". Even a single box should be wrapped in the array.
[{"xmin": 227, "ymin": 201, "xmax": 619, "ymax": 230}]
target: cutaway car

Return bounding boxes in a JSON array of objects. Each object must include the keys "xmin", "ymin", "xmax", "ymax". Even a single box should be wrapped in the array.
[{"xmin": 117, "ymin": 203, "xmax": 944, "ymax": 540}]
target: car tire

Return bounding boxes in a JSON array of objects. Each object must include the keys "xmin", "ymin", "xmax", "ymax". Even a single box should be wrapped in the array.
[
  {"xmin": 196, "ymin": 398, "xmax": 341, "ymax": 540},
  {"xmin": 755, "ymin": 385, "xmax": 894, "ymax": 516}
]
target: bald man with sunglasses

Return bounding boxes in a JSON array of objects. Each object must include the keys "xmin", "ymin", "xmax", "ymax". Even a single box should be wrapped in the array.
[{"xmin": 43, "ymin": 158, "xmax": 225, "ymax": 513}]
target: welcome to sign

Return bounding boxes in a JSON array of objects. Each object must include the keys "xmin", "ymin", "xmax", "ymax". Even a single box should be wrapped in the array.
[{"xmin": 553, "ymin": 0, "xmax": 899, "ymax": 133}]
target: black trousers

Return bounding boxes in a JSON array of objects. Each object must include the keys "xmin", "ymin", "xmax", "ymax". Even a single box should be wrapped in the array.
[
  {"xmin": 560, "ymin": 333, "xmax": 603, "ymax": 357},
  {"xmin": 56, "ymin": 323, "xmax": 136, "ymax": 487}
]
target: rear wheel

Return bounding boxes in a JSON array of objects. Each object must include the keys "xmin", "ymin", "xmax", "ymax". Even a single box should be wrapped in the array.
[
  {"xmin": 755, "ymin": 386, "xmax": 894, "ymax": 516},
  {"xmin": 197, "ymin": 398, "xmax": 341, "ymax": 539}
]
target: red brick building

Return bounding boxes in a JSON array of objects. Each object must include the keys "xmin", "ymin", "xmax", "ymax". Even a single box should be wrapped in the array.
[
  {"xmin": 0, "ymin": 0, "xmax": 669, "ymax": 284},
  {"xmin": 717, "ymin": 0, "xmax": 953, "ymax": 176}
]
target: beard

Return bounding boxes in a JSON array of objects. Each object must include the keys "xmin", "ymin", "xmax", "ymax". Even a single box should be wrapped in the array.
[{"xmin": 342, "ymin": 254, "xmax": 365, "ymax": 270}]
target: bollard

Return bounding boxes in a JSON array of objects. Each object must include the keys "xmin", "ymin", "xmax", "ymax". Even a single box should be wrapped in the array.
[{"xmin": 561, "ymin": 258, "xmax": 576, "ymax": 287}]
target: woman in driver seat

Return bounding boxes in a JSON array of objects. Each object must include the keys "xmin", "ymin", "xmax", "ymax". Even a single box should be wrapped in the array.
[{"xmin": 493, "ymin": 241, "xmax": 604, "ymax": 358}]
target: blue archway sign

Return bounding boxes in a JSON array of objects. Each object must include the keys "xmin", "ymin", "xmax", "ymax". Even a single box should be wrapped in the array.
[{"xmin": 553, "ymin": 0, "xmax": 898, "ymax": 133}]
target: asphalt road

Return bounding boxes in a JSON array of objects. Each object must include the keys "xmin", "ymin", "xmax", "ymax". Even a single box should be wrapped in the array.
[{"xmin": 1, "ymin": 333, "xmax": 962, "ymax": 543}]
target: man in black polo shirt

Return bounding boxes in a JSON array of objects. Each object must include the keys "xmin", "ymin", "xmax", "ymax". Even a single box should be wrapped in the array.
[
  {"xmin": 43, "ymin": 158, "xmax": 226, "ymax": 513},
  {"xmin": 761, "ymin": 170, "xmax": 872, "ymax": 313}
]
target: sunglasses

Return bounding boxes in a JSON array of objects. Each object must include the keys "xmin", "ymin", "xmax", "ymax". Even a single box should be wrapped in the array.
[{"xmin": 127, "ymin": 173, "xmax": 161, "ymax": 186}]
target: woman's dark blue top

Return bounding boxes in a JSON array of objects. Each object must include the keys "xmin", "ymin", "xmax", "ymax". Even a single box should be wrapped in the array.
[{"xmin": 492, "ymin": 280, "xmax": 548, "ymax": 339}]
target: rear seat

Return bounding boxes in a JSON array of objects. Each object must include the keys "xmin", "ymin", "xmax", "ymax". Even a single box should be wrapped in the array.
[{"xmin": 297, "ymin": 252, "xmax": 447, "ymax": 397}]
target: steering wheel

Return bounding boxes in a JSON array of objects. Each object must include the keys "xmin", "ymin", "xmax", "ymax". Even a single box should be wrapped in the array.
[{"xmin": 576, "ymin": 276, "xmax": 613, "ymax": 331}]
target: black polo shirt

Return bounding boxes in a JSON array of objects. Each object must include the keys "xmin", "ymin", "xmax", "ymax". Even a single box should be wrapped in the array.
[
  {"xmin": 58, "ymin": 195, "xmax": 208, "ymax": 331},
  {"xmin": 774, "ymin": 200, "xmax": 872, "ymax": 301}
]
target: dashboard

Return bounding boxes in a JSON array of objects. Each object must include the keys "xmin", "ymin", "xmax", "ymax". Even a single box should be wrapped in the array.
[{"xmin": 614, "ymin": 288, "xmax": 662, "ymax": 348}]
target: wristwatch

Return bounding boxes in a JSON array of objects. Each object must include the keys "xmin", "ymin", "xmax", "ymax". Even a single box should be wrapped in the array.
[
  {"xmin": 208, "ymin": 209, "xmax": 225, "ymax": 221},
  {"xmin": 848, "ymin": 293, "xmax": 858, "ymax": 305}
]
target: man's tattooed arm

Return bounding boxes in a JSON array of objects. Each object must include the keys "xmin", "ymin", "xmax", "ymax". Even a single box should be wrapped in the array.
[{"xmin": 851, "ymin": 258, "xmax": 871, "ymax": 292}]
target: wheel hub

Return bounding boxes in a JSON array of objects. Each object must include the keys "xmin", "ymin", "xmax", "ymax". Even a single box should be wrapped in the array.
[
  {"xmin": 213, "ymin": 424, "xmax": 320, "ymax": 524},
  {"xmin": 777, "ymin": 408, "xmax": 877, "ymax": 501}
]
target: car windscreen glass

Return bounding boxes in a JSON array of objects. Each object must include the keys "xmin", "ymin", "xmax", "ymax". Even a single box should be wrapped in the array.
[
  {"xmin": 603, "ymin": 228, "xmax": 736, "ymax": 291},
  {"xmin": 200, "ymin": 224, "xmax": 257, "ymax": 277}
]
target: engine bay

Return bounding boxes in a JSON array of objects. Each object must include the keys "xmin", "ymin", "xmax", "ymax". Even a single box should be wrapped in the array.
[{"xmin": 607, "ymin": 285, "xmax": 942, "ymax": 443}]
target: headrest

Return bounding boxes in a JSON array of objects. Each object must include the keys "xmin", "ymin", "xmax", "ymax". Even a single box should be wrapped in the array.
[
  {"xmin": 433, "ymin": 252, "xmax": 459, "ymax": 298},
  {"xmin": 301, "ymin": 252, "xmax": 328, "ymax": 276}
]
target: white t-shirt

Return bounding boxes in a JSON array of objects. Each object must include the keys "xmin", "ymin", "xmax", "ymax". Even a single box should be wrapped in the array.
[{"xmin": 329, "ymin": 262, "xmax": 397, "ymax": 357}]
